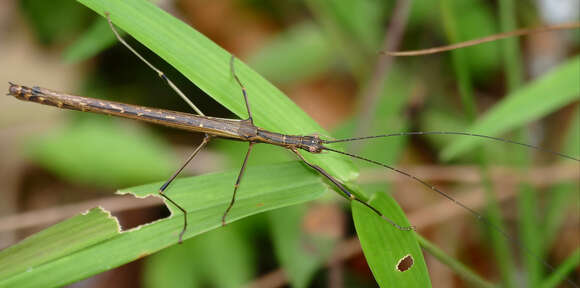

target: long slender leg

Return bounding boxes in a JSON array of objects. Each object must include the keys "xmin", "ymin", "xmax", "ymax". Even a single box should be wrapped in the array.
[
  {"xmin": 230, "ymin": 55, "xmax": 253, "ymax": 124},
  {"xmin": 220, "ymin": 57, "xmax": 255, "ymax": 225},
  {"xmin": 292, "ymin": 149, "xmax": 415, "ymax": 231},
  {"xmin": 104, "ymin": 12, "xmax": 204, "ymax": 116},
  {"xmin": 222, "ymin": 142, "xmax": 254, "ymax": 226},
  {"xmin": 159, "ymin": 135, "xmax": 211, "ymax": 243}
]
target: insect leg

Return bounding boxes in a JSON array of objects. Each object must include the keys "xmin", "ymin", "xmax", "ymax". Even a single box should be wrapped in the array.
[
  {"xmin": 105, "ymin": 12, "xmax": 205, "ymax": 116},
  {"xmin": 159, "ymin": 135, "xmax": 211, "ymax": 243},
  {"xmin": 291, "ymin": 149, "xmax": 415, "ymax": 231},
  {"xmin": 222, "ymin": 142, "xmax": 254, "ymax": 226},
  {"xmin": 230, "ymin": 55, "xmax": 253, "ymax": 124}
]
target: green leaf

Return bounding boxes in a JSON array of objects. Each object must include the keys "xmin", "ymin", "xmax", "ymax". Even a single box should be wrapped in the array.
[
  {"xmin": 352, "ymin": 192, "xmax": 431, "ymax": 288},
  {"xmin": 0, "ymin": 162, "xmax": 329, "ymax": 287},
  {"xmin": 0, "ymin": 208, "xmax": 119, "ymax": 282},
  {"xmin": 540, "ymin": 248, "xmax": 580, "ymax": 288},
  {"xmin": 77, "ymin": 0, "xmax": 357, "ymax": 182},
  {"xmin": 442, "ymin": 56, "xmax": 580, "ymax": 160}
]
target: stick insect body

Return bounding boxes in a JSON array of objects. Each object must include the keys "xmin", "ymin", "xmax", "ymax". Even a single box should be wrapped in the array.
[
  {"xmin": 7, "ymin": 81, "xmax": 413, "ymax": 237},
  {"xmin": 7, "ymin": 13, "xmax": 580, "ymax": 287}
]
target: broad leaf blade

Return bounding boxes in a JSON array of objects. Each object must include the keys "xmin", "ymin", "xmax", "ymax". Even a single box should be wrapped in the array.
[
  {"xmin": 77, "ymin": 0, "xmax": 356, "ymax": 182},
  {"xmin": 0, "ymin": 208, "xmax": 119, "ymax": 280},
  {"xmin": 0, "ymin": 162, "xmax": 329, "ymax": 287}
]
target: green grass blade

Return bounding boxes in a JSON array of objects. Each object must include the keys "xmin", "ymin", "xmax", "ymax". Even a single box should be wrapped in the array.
[
  {"xmin": 497, "ymin": 0, "xmax": 523, "ymax": 91},
  {"xmin": 482, "ymin": 173, "xmax": 517, "ymax": 288},
  {"xmin": 442, "ymin": 56, "xmax": 580, "ymax": 160},
  {"xmin": 440, "ymin": 2, "xmax": 515, "ymax": 286},
  {"xmin": 440, "ymin": 0, "xmax": 477, "ymax": 120},
  {"xmin": 0, "ymin": 208, "xmax": 119, "ymax": 281},
  {"xmin": 497, "ymin": 3, "xmax": 542, "ymax": 287},
  {"xmin": 540, "ymin": 248, "xmax": 580, "ymax": 288},
  {"xmin": 517, "ymin": 184, "xmax": 543, "ymax": 287},
  {"xmin": 77, "ymin": 0, "xmax": 356, "ymax": 182},
  {"xmin": 352, "ymin": 192, "xmax": 431, "ymax": 288},
  {"xmin": 544, "ymin": 110, "xmax": 580, "ymax": 248},
  {"xmin": 0, "ymin": 162, "xmax": 329, "ymax": 288}
]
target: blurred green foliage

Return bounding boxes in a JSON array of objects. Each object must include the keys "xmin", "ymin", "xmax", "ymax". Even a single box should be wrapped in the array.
[
  {"xmin": 27, "ymin": 116, "xmax": 177, "ymax": 188},
  {"xmin": 20, "ymin": 0, "xmax": 91, "ymax": 44}
]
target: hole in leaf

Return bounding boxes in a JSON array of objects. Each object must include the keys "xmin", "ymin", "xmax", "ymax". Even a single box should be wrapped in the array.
[{"xmin": 396, "ymin": 254, "xmax": 414, "ymax": 272}]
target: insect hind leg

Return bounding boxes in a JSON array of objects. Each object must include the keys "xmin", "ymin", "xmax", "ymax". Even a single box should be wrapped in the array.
[
  {"xmin": 291, "ymin": 149, "xmax": 415, "ymax": 231},
  {"xmin": 229, "ymin": 55, "xmax": 253, "ymax": 124},
  {"xmin": 105, "ymin": 12, "xmax": 204, "ymax": 116},
  {"xmin": 158, "ymin": 135, "xmax": 211, "ymax": 243},
  {"xmin": 222, "ymin": 142, "xmax": 254, "ymax": 226}
]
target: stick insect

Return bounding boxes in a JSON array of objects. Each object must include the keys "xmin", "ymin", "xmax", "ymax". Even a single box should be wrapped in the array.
[{"xmin": 7, "ymin": 13, "xmax": 579, "ymax": 287}]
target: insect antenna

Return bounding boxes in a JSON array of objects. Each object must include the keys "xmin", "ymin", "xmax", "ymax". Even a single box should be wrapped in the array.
[
  {"xmin": 321, "ymin": 144, "xmax": 578, "ymax": 287},
  {"xmin": 324, "ymin": 131, "xmax": 580, "ymax": 162}
]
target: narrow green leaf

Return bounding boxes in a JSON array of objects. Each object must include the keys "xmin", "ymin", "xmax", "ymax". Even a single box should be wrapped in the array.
[
  {"xmin": 540, "ymin": 248, "xmax": 580, "ymax": 288},
  {"xmin": 0, "ymin": 208, "xmax": 119, "ymax": 281},
  {"xmin": 498, "ymin": 0, "xmax": 523, "ymax": 91},
  {"xmin": 352, "ymin": 192, "xmax": 431, "ymax": 288},
  {"xmin": 482, "ymin": 174, "xmax": 517, "ymax": 288},
  {"xmin": 0, "ymin": 162, "xmax": 329, "ymax": 287},
  {"xmin": 443, "ymin": 56, "xmax": 580, "ymax": 160},
  {"xmin": 440, "ymin": 0, "xmax": 477, "ymax": 120},
  {"xmin": 518, "ymin": 184, "xmax": 543, "ymax": 288},
  {"xmin": 77, "ymin": 0, "xmax": 357, "ymax": 182}
]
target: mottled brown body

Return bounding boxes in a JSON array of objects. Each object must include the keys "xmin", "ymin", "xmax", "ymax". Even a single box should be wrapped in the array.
[{"xmin": 7, "ymin": 83, "xmax": 324, "ymax": 153}]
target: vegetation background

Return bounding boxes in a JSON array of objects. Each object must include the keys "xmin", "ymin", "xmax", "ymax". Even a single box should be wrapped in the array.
[{"xmin": 0, "ymin": 0, "xmax": 578, "ymax": 287}]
